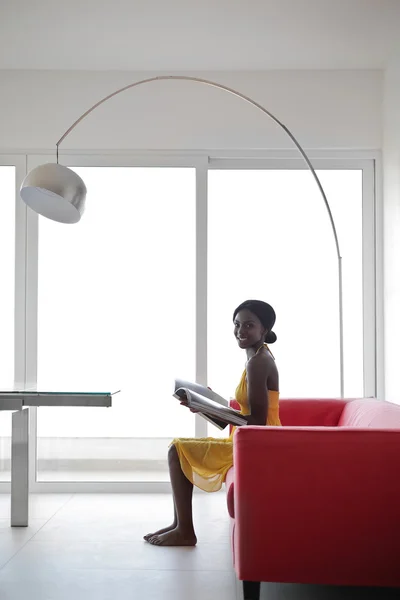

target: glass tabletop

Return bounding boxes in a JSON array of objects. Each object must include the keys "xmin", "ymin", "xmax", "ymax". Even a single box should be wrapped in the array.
[
  {"xmin": 0, "ymin": 391, "xmax": 114, "ymax": 407},
  {"xmin": 0, "ymin": 390, "xmax": 116, "ymax": 395}
]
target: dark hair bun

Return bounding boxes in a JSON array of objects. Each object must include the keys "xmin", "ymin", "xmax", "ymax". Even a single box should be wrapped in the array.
[{"xmin": 265, "ymin": 331, "xmax": 277, "ymax": 344}]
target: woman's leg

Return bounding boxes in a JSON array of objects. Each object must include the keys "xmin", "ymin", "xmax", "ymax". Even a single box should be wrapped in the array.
[
  {"xmin": 146, "ymin": 444, "xmax": 197, "ymax": 546},
  {"xmin": 143, "ymin": 499, "xmax": 177, "ymax": 541}
]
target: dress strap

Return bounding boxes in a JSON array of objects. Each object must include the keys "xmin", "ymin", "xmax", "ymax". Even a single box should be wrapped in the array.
[{"xmin": 257, "ymin": 343, "xmax": 275, "ymax": 360}]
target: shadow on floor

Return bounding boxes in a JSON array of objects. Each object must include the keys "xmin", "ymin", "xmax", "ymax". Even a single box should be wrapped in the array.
[{"xmin": 260, "ymin": 583, "xmax": 399, "ymax": 599}]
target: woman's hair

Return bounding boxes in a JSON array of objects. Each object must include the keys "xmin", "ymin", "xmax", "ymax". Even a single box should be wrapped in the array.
[{"xmin": 233, "ymin": 299, "xmax": 277, "ymax": 344}]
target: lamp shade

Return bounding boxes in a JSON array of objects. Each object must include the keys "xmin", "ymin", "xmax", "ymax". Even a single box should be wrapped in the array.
[{"xmin": 20, "ymin": 163, "xmax": 86, "ymax": 224}]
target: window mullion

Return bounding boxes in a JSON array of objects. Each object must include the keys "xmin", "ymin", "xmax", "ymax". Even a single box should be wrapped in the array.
[{"xmin": 195, "ymin": 160, "xmax": 209, "ymax": 438}]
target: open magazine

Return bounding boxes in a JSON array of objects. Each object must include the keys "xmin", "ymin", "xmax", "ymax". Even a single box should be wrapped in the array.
[{"xmin": 173, "ymin": 379, "xmax": 247, "ymax": 429}]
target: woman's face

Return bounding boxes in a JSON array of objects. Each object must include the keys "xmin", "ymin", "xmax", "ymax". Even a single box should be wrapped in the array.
[{"xmin": 233, "ymin": 309, "xmax": 266, "ymax": 350}]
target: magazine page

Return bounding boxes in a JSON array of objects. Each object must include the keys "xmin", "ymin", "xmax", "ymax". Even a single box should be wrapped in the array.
[
  {"xmin": 173, "ymin": 379, "xmax": 228, "ymax": 407},
  {"xmin": 180, "ymin": 389, "xmax": 246, "ymax": 426}
]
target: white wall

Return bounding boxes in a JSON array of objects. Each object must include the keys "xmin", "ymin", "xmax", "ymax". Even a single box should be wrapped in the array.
[
  {"xmin": 383, "ymin": 59, "xmax": 400, "ymax": 404},
  {"xmin": 0, "ymin": 69, "xmax": 382, "ymax": 151}
]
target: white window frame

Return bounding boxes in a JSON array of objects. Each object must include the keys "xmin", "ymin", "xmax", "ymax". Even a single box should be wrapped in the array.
[
  {"xmin": 5, "ymin": 149, "xmax": 381, "ymax": 493},
  {"xmin": 0, "ymin": 154, "xmax": 27, "ymax": 494}
]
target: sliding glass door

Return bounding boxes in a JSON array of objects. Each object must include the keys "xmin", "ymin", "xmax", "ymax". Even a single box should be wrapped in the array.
[
  {"xmin": 36, "ymin": 165, "xmax": 196, "ymax": 481},
  {"xmin": 0, "ymin": 165, "xmax": 16, "ymax": 482},
  {"xmin": 19, "ymin": 154, "xmax": 376, "ymax": 486},
  {"xmin": 207, "ymin": 167, "xmax": 366, "ymax": 439}
]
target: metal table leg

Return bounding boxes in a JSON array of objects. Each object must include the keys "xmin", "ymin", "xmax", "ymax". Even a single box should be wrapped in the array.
[{"xmin": 11, "ymin": 408, "xmax": 29, "ymax": 527}]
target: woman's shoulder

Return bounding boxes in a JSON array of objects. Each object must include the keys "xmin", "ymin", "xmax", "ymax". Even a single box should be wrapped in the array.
[
  {"xmin": 246, "ymin": 350, "xmax": 273, "ymax": 372},
  {"xmin": 247, "ymin": 348, "xmax": 278, "ymax": 378}
]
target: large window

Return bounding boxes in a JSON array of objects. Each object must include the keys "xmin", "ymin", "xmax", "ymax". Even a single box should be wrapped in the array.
[
  {"xmin": 17, "ymin": 154, "xmax": 375, "ymax": 487},
  {"xmin": 0, "ymin": 166, "xmax": 16, "ymax": 481},
  {"xmin": 36, "ymin": 166, "xmax": 195, "ymax": 481},
  {"xmin": 208, "ymin": 169, "xmax": 364, "ymax": 430}
]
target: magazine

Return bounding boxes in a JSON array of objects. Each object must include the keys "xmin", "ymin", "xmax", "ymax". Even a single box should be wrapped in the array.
[{"xmin": 173, "ymin": 379, "xmax": 247, "ymax": 429}]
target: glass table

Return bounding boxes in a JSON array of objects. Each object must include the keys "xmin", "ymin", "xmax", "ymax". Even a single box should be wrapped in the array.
[{"xmin": 0, "ymin": 391, "xmax": 112, "ymax": 526}]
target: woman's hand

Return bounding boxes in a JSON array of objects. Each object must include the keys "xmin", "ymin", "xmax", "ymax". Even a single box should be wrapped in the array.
[
  {"xmin": 179, "ymin": 397, "xmax": 199, "ymax": 414},
  {"xmin": 181, "ymin": 385, "xmax": 211, "ymax": 413}
]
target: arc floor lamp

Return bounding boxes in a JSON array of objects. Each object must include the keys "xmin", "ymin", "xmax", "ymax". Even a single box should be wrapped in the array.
[{"xmin": 19, "ymin": 75, "xmax": 344, "ymax": 396}]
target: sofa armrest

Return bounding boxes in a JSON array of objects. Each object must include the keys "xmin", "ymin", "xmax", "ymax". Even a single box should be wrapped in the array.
[
  {"xmin": 233, "ymin": 425, "xmax": 400, "ymax": 585},
  {"xmin": 229, "ymin": 400, "xmax": 240, "ymax": 435}
]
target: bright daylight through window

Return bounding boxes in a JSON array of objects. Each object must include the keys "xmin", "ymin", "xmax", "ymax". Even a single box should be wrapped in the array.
[
  {"xmin": 208, "ymin": 169, "xmax": 363, "ymax": 438},
  {"xmin": 0, "ymin": 166, "xmax": 16, "ymax": 481},
  {"xmin": 36, "ymin": 167, "xmax": 195, "ymax": 481},
  {"xmin": 33, "ymin": 164, "xmax": 364, "ymax": 479}
]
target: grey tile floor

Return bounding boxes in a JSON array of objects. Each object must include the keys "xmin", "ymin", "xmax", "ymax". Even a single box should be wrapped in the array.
[{"xmin": 0, "ymin": 493, "xmax": 397, "ymax": 600}]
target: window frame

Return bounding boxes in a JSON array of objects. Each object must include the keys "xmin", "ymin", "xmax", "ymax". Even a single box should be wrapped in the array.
[{"xmin": 0, "ymin": 154, "xmax": 28, "ymax": 492}]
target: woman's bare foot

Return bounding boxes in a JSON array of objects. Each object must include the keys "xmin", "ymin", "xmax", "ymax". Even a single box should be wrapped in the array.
[
  {"xmin": 148, "ymin": 527, "xmax": 197, "ymax": 546},
  {"xmin": 143, "ymin": 523, "xmax": 176, "ymax": 541}
]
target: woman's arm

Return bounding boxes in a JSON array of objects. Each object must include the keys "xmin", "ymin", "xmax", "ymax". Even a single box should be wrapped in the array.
[
  {"xmin": 179, "ymin": 360, "xmax": 270, "ymax": 427},
  {"xmin": 244, "ymin": 354, "xmax": 269, "ymax": 426}
]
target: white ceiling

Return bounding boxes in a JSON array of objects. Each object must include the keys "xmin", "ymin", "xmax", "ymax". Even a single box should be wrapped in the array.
[{"xmin": 0, "ymin": 0, "xmax": 399, "ymax": 71}]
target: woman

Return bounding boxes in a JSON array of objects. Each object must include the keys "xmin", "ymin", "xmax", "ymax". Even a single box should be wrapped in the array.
[{"xmin": 144, "ymin": 299, "xmax": 280, "ymax": 546}]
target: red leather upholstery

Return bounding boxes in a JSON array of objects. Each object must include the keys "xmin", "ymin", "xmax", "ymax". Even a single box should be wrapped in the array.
[
  {"xmin": 225, "ymin": 466, "xmax": 235, "ymax": 518},
  {"xmin": 227, "ymin": 398, "xmax": 349, "ymax": 520},
  {"xmin": 230, "ymin": 397, "xmax": 349, "ymax": 429},
  {"xmin": 226, "ymin": 398, "xmax": 400, "ymax": 588},
  {"xmin": 338, "ymin": 397, "xmax": 400, "ymax": 428},
  {"xmin": 279, "ymin": 398, "xmax": 349, "ymax": 426}
]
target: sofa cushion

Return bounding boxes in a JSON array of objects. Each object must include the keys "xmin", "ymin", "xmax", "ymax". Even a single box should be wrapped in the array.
[
  {"xmin": 225, "ymin": 466, "xmax": 235, "ymax": 518},
  {"xmin": 338, "ymin": 398, "xmax": 400, "ymax": 429},
  {"xmin": 280, "ymin": 399, "xmax": 348, "ymax": 427},
  {"xmin": 231, "ymin": 398, "xmax": 348, "ymax": 427}
]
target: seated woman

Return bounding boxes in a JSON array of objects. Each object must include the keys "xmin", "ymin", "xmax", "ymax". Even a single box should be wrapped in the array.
[{"xmin": 144, "ymin": 299, "xmax": 281, "ymax": 546}]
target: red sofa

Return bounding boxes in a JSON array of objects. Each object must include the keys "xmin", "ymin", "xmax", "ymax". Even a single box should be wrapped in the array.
[{"xmin": 226, "ymin": 398, "xmax": 400, "ymax": 599}]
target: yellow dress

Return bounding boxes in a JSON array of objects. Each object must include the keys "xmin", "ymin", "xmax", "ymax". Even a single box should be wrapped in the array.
[{"xmin": 172, "ymin": 345, "xmax": 281, "ymax": 492}]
